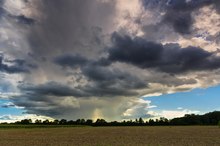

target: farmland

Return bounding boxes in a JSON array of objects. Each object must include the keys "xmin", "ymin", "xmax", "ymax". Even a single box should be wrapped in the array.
[{"xmin": 0, "ymin": 126, "xmax": 219, "ymax": 146}]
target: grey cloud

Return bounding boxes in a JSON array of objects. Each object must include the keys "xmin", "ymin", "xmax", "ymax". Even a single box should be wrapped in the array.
[
  {"xmin": 10, "ymin": 15, "xmax": 35, "ymax": 25},
  {"xmin": 0, "ymin": 55, "xmax": 36, "ymax": 74},
  {"xmin": 13, "ymin": 81, "xmax": 139, "ymax": 119},
  {"xmin": 54, "ymin": 54, "xmax": 111, "ymax": 69},
  {"xmin": 108, "ymin": 32, "xmax": 220, "ymax": 73},
  {"xmin": 142, "ymin": 0, "xmax": 220, "ymax": 34},
  {"xmin": 81, "ymin": 66, "xmax": 147, "ymax": 97},
  {"xmin": 18, "ymin": 81, "xmax": 85, "ymax": 98},
  {"xmin": 12, "ymin": 82, "xmax": 83, "ymax": 117},
  {"xmin": 12, "ymin": 95, "xmax": 74, "ymax": 117},
  {"xmin": 146, "ymin": 73, "xmax": 197, "ymax": 87},
  {"xmin": 165, "ymin": 0, "xmax": 220, "ymax": 34},
  {"xmin": 17, "ymin": 74, "xmax": 144, "ymax": 99},
  {"xmin": 54, "ymin": 54, "xmax": 148, "ymax": 97},
  {"xmin": 54, "ymin": 54, "xmax": 89, "ymax": 69},
  {"xmin": 0, "ymin": 0, "xmax": 35, "ymax": 25},
  {"xmin": 0, "ymin": 0, "xmax": 6, "ymax": 19},
  {"xmin": 163, "ymin": 11, "xmax": 193, "ymax": 34},
  {"xmin": 1, "ymin": 102, "xmax": 17, "ymax": 108},
  {"xmin": 27, "ymin": 0, "xmax": 115, "ymax": 59}
]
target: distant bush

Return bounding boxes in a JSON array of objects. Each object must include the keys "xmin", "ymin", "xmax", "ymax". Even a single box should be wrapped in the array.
[{"xmin": 218, "ymin": 121, "xmax": 220, "ymax": 127}]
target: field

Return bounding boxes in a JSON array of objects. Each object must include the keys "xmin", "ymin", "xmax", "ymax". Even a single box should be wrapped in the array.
[{"xmin": 0, "ymin": 126, "xmax": 219, "ymax": 146}]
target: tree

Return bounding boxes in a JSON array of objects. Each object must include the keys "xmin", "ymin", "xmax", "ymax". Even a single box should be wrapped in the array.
[
  {"xmin": 139, "ymin": 118, "xmax": 144, "ymax": 125},
  {"xmin": 35, "ymin": 119, "xmax": 42, "ymax": 124},
  {"xmin": 20, "ymin": 119, "xmax": 32, "ymax": 124},
  {"xmin": 59, "ymin": 119, "xmax": 67, "ymax": 125},
  {"xmin": 53, "ymin": 119, "xmax": 59, "ymax": 125},
  {"xmin": 86, "ymin": 119, "xmax": 93, "ymax": 125},
  {"xmin": 95, "ymin": 119, "xmax": 107, "ymax": 126},
  {"xmin": 80, "ymin": 119, "xmax": 86, "ymax": 125},
  {"xmin": 43, "ymin": 119, "xmax": 50, "ymax": 124},
  {"xmin": 149, "ymin": 119, "xmax": 155, "ymax": 126},
  {"xmin": 76, "ymin": 119, "xmax": 81, "ymax": 125},
  {"xmin": 218, "ymin": 120, "xmax": 220, "ymax": 127}
]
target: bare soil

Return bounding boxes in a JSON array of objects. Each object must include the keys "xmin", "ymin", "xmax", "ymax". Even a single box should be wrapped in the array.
[{"xmin": 0, "ymin": 126, "xmax": 219, "ymax": 146}]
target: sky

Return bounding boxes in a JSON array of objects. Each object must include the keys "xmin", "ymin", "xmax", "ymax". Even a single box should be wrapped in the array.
[{"xmin": 0, "ymin": 0, "xmax": 220, "ymax": 122}]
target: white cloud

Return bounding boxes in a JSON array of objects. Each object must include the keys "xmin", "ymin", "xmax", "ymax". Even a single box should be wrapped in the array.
[
  {"xmin": 142, "ymin": 93, "xmax": 162, "ymax": 98},
  {"xmin": 193, "ymin": 5, "xmax": 220, "ymax": 36},
  {"xmin": 177, "ymin": 107, "xmax": 183, "ymax": 110},
  {"xmin": 2, "ymin": 102, "xmax": 24, "ymax": 109},
  {"xmin": 114, "ymin": 0, "xmax": 144, "ymax": 36},
  {"xmin": 176, "ymin": 5, "xmax": 220, "ymax": 53},
  {"xmin": 3, "ymin": 0, "xmax": 33, "ymax": 16},
  {"xmin": 0, "ymin": 114, "xmax": 54, "ymax": 123},
  {"xmin": 148, "ymin": 109, "xmax": 200, "ymax": 119},
  {"xmin": 122, "ymin": 98, "xmax": 156, "ymax": 119}
]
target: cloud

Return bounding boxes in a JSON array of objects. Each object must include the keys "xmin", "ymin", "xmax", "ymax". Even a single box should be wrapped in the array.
[
  {"xmin": 9, "ymin": 15, "xmax": 35, "ymax": 25},
  {"xmin": 122, "ymin": 99, "xmax": 157, "ymax": 119},
  {"xmin": 18, "ymin": 81, "xmax": 85, "ymax": 97},
  {"xmin": 1, "ymin": 0, "xmax": 220, "ymax": 121},
  {"xmin": 26, "ymin": 0, "xmax": 116, "ymax": 59},
  {"xmin": 0, "ymin": 114, "xmax": 54, "ymax": 123},
  {"xmin": 0, "ymin": 54, "xmax": 36, "ymax": 74},
  {"xmin": 0, "ymin": 0, "xmax": 35, "ymax": 26},
  {"xmin": 54, "ymin": 54, "xmax": 148, "ymax": 97},
  {"xmin": 108, "ymin": 32, "xmax": 220, "ymax": 73},
  {"xmin": 141, "ymin": 0, "xmax": 220, "ymax": 35},
  {"xmin": 147, "ymin": 109, "xmax": 200, "ymax": 119},
  {"xmin": 54, "ymin": 54, "xmax": 89, "ymax": 69},
  {"xmin": 1, "ymin": 102, "xmax": 24, "ymax": 109}
]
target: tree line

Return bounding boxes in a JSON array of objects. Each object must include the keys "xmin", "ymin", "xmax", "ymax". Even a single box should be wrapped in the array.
[{"xmin": 3, "ymin": 111, "xmax": 220, "ymax": 126}]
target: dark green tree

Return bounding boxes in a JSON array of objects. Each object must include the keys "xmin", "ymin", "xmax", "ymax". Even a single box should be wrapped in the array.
[
  {"xmin": 20, "ymin": 119, "xmax": 32, "ymax": 124},
  {"xmin": 35, "ymin": 119, "xmax": 42, "ymax": 124},
  {"xmin": 149, "ymin": 119, "xmax": 155, "ymax": 126},
  {"xmin": 53, "ymin": 119, "xmax": 59, "ymax": 125},
  {"xmin": 139, "ymin": 118, "xmax": 144, "ymax": 125},
  {"xmin": 86, "ymin": 119, "xmax": 93, "ymax": 125},
  {"xmin": 43, "ymin": 119, "xmax": 50, "ymax": 124},
  {"xmin": 95, "ymin": 119, "xmax": 107, "ymax": 126},
  {"xmin": 59, "ymin": 119, "xmax": 67, "ymax": 125}
]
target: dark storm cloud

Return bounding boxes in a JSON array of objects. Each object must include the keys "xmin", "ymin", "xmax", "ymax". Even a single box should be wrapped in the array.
[
  {"xmin": 17, "ymin": 70, "xmax": 145, "ymax": 99},
  {"xmin": 142, "ymin": 0, "xmax": 220, "ymax": 34},
  {"xmin": 54, "ymin": 54, "xmax": 89, "ymax": 69},
  {"xmin": 54, "ymin": 54, "xmax": 148, "ymax": 97},
  {"xmin": 11, "ymin": 81, "xmax": 83, "ymax": 116},
  {"xmin": 15, "ymin": 50, "xmax": 149, "ymax": 105},
  {"xmin": 107, "ymin": 32, "xmax": 220, "ymax": 73},
  {"xmin": 0, "ymin": 55, "xmax": 36, "ymax": 74},
  {"xmin": 13, "ymin": 77, "xmax": 145, "ymax": 117},
  {"xmin": 11, "ymin": 93, "xmax": 70, "ymax": 116},
  {"xmin": 81, "ymin": 65, "xmax": 147, "ymax": 96},
  {"xmin": 0, "ymin": 0, "xmax": 6, "ymax": 19},
  {"xmin": 10, "ymin": 15, "xmax": 35, "ymax": 25},
  {"xmin": 18, "ymin": 81, "xmax": 85, "ymax": 98},
  {"xmin": 163, "ymin": 11, "xmax": 193, "ymax": 34}
]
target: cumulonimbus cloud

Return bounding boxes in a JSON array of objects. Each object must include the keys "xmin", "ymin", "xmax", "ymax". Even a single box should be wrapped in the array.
[{"xmin": 1, "ymin": 0, "xmax": 220, "ymax": 120}]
